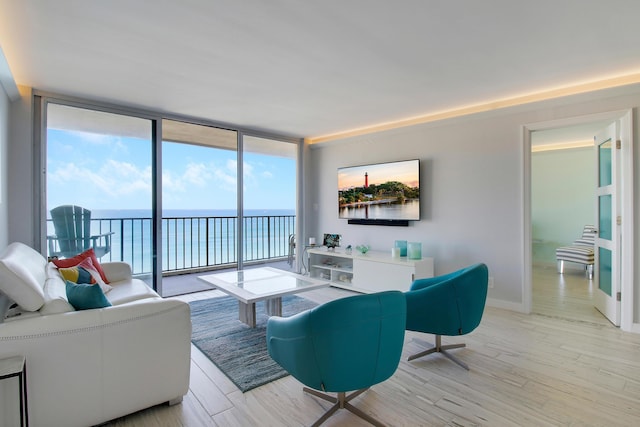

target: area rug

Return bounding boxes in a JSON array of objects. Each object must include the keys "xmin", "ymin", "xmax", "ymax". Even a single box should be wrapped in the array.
[{"xmin": 189, "ymin": 295, "xmax": 317, "ymax": 392}]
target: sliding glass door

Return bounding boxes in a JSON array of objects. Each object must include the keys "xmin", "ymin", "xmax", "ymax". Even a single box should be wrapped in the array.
[
  {"xmin": 161, "ymin": 119, "xmax": 238, "ymax": 296},
  {"xmin": 45, "ymin": 102, "xmax": 155, "ymax": 286},
  {"xmin": 241, "ymin": 135, "xmax": 297, "ymax": 269}
]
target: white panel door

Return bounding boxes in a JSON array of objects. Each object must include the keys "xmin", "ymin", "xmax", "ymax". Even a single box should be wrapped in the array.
[{"xmin": 593, "ymin": 122, "xmax": 620, "ymax": 326}]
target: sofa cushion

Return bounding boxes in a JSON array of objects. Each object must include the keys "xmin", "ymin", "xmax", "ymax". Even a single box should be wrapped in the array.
[
  {"xmin": 106, "ymin": 279, "xmax": 159, "ymax": 306},
  {"xmin": 58, "ymin": 257, "xmax": 113, "ymax": 294},
  {"xmin": 66, "ymin": 280, "xmax": 112, "ymax": 310},
  {"xmin": 52, "ymin": 248, "xmax": 109, "ymax": 283},
  {"xmin": 0, "ymin": 242, "xmax": 47, "ymax": 311}
]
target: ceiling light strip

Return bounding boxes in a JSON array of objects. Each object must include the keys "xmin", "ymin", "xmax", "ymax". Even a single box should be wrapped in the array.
[
  {"xmin": 531, "ymin": 140, "xmax": 594, "ymax": 153},
  {"xmin": 308, "ymin": 72, "xmax": 640, "ymax": 144}
]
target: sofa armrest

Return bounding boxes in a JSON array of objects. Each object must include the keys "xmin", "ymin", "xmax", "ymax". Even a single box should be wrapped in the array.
[
  {"xmin": 0, "ymin": 297, "xmax": 182, "ymax": 337},
  {"xmin": 101, "ymin": 262, "xmax": 132, "ymax": 283},
  {"xmin": 0, "ymin": 297, "xmax": 191, "ymax": 427}
]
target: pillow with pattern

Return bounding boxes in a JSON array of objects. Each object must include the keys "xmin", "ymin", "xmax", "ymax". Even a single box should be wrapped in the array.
[
  {"xmin": 52, "ymin": 248, "xmax": 109, "ymax": 283},
  {"xmin": 58, "ymin": 257, "xmax": 112, "ymax": 294}
]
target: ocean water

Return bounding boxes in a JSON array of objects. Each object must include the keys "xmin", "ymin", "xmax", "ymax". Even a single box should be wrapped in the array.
[
  {"xmin": 92, "ymin": 209, "xmax": 296, "ymax": 219},
  {"xmin": 57, "ymin": 209, "xmax": 296, "ymax": 274}
]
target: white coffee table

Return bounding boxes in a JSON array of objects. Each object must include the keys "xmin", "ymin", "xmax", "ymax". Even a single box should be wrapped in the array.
[{"xmin": 198, "ymin": 267, "xmax": 330, "ymax": 327}]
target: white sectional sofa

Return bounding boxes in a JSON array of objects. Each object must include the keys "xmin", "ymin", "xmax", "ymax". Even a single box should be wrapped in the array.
[{"xmin": 0, "ymin": 242, "xmax": 192, "ymax": 427}]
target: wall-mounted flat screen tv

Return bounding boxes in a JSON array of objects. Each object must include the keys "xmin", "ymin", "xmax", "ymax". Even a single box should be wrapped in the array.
[{"xmin": 338, "ymin": 159, "xmax": 420, "ymax": 221}]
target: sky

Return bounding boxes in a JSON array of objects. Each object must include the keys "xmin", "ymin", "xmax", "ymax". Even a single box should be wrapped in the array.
[
  {"xmin": 46, "ymin": 129, "xmax": 296, "ymax": 212},
  {"xmin": 337, "ymin": 159, "xmax": 419, "ymax": 190}
]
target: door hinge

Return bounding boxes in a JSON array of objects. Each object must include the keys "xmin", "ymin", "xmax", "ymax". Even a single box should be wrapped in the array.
[
  {"xmin": 616, "ymin": 139, "xmax": 621, "ymax": 149},
  {"xmin": 617, "ymin": 216, "xmax": 622, "ymax": 226},
  {"xmin": 617, "ymin": 292, "xmax": 621, "ymax": 302}
]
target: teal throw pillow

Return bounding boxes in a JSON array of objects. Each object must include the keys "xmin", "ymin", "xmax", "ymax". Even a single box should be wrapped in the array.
[{"xmin": 65, "ymin": 280, "xmax": 112, "ymax": 311}]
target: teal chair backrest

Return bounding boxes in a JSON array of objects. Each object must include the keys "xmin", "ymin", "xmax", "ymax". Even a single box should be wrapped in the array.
[
  {"xmin": 267, "ymin": 291, "xmax": 406, "ymax": 393},
  {"xmin": 405, "ymin": 263, "xmax": 488, "ymax": 336},
  {"xmin": 50, "ymin": 205, "xmax": 92, "ymax": 257}
]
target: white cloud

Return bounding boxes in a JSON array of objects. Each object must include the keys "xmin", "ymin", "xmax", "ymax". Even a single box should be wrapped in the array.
[
  {"xmin": 183, "ymin": 162, "xmax": 212, "ymax": 186},
  {"xmin": 162, "ymin": 171, "xmax": 185, "ymax": 192},
  {"xmin": 49, "ymin": 159, "xmax": 152, "ymax": 199},
  {"xmin": 214, "ymin": 168, "xmax": 237, "ymax": 192},
  {"xmin": 68, "ymin": 131, "xmax": 120, "ymax": 146}
]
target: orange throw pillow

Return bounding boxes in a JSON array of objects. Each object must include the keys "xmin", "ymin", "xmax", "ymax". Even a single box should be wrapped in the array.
[{"xmin": 52, "ymin": 248, "xmax": 109, "ymax": 283}]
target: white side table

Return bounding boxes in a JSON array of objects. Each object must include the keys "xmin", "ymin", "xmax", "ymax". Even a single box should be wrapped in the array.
[{"xmin": 0, "ymin": 355, "xmax": 29, "ymax": 426}]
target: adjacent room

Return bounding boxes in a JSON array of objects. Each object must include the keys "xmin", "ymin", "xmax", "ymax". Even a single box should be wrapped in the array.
[{"xmin": 1, "ymin": 2, "xmax": 640, "ymax": 426}]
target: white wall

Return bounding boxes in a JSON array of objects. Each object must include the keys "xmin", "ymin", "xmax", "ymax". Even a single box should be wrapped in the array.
[
  {"xmin": 532, "ymin": 147, "xmax": 595, "ymax": 265},
  {"xmin": 307, "ymin": 84, "xmax": 640, "ymax": 317},
  {"xmin": 0, "ymin": 84, "xmax": 8, "ymax": 249},
  {"xmin": 7, "ymin": 86, "xmax": 34, "ymax": 248}
]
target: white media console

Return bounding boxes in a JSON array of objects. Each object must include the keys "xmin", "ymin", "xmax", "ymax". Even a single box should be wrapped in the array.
[{"xmin": 307, "ymin": 247, "xmax": 434, "ymax": 293}]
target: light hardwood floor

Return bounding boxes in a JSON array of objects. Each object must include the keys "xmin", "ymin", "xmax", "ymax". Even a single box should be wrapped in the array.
[{"xmin": 106, "ymin": 266, "xmax": 640, "ymax": 426}]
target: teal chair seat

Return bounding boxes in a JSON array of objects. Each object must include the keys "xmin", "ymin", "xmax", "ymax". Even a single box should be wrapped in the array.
[
  {"xmin": 405, "ymin": 263, "xmax": 488, "ymax": 370},
  {"xmin": 267, "ymin": 291, "xmax": 406, "ymax": 427}
]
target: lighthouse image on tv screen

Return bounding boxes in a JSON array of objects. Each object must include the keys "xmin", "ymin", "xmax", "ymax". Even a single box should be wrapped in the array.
[{"xmin": 338, "ymin": 159, "xmax": 420, "ymax": 221}]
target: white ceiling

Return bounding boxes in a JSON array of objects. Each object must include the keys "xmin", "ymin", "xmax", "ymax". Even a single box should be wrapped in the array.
[{"xmin": 1, "ymin": 1, "xmax": 640, "ymax": 140}]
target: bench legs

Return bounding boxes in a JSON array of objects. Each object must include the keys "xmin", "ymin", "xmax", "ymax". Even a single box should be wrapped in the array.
[{"xmin": 557, "ymin": 260, "xmax": 593, "ymax": 280}]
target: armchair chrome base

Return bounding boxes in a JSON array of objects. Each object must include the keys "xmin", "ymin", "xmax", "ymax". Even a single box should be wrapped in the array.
[
  {"xmin": 407, "ymin": 335, "xmax": 469, "ymax": 370},
  {"xmin": 303, "ymin": 387, "xmax": 386, "ymax": 427}
]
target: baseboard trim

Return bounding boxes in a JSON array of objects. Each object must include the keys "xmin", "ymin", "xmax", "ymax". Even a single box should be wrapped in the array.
[{"xmin": 486, "ymin": 297, "xmax": 526, "ymax": 313}]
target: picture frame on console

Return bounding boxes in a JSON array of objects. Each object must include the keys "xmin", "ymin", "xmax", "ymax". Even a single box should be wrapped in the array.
[{"xmin": 322, "ymin": 233, "xmax": 341, "ymax": 250}]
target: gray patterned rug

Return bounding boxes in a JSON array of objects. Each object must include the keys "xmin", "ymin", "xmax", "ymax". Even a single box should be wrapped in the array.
[{"xmin": 189, "ymin": 295, "xmax": 317, "ymax": 392}]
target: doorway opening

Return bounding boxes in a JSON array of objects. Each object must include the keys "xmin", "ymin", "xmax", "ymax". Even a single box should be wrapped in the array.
[
  {"xmin": 530, "ymin": 121, "xmax": 609, "ymax": 324},
  {"xmin": 524, "ymin": 109, "xmax": 633, "ymax": 330}
]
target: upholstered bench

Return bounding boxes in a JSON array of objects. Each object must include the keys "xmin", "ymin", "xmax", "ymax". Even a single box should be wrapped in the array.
[{"xmin": 556, "ymin": 225, "xmax": 595, "ymax": 279}]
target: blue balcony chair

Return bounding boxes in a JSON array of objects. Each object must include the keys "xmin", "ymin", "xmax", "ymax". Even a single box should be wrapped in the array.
[
  {"xmin": 47, "ymin": 205, "xmax": 114, "ymax": 259},
  {"xmin": 405, "ymin": 263, "xmax": 488, "ymax": 370},
  {"xmin": 267, "ymin": 291, "xmax": 406, "ymax": 427}
]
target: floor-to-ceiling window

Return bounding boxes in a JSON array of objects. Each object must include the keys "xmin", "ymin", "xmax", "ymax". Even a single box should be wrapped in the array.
[
  {"xmin": 40, "ymin": 96, "xmax": 300, "ymax": 296},
  {"xmin": 45, "ymin": 102, "xmax": 156, "ymax": 287},
  {"xmin": 161, "ymin": 119, "xmax": 238, "ymax": 296},
  {"xmin": 241, "ymin": 135, "xmax": 297, "ymax": 269}
]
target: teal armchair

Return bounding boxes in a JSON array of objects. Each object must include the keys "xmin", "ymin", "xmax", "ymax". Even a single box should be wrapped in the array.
[
  {"xmin": 267, "ymin": 291, "xmax": 406, "ymax": 427},
  {"xmin": 405, "ymin": 263, "xmax": 488, "ymax": 370}
]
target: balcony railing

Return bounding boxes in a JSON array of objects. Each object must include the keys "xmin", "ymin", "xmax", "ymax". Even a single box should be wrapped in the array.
[{"xmin": 47, "ymin": 214, "xmax": 296, "ymax": 276}]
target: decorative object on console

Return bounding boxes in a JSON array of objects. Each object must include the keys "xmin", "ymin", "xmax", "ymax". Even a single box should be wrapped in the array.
[
  {"xmin": 356, "ymin": 244, "xmax": 371, "ymax": 254},
  {"xmin": 395, "ymin": 240, "xmax": 407, "ymax": 257},
  {"xmin": 408, "ymin": 242, "xmax": 422, "ymax": 259},
  {"xmin": 345, "ymin": 244, "xmax": 352, "ymax": 254},
  {"xmin": 323, "ymin": 233, "xmax": 341, "ymax": 250}
]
